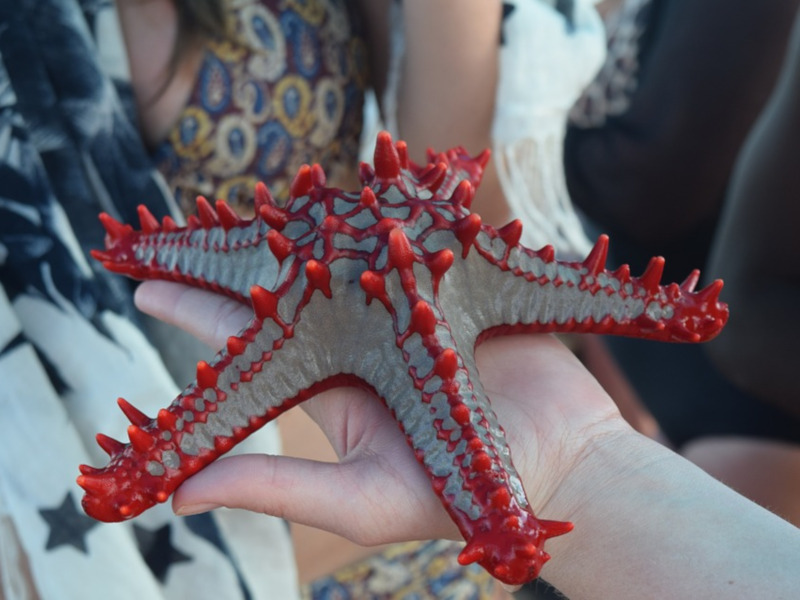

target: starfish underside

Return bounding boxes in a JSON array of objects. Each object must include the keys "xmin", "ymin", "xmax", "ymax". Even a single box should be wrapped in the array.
[{"xmin": 78, "ymin": 132, "xmax": 728, "ymax": 585}]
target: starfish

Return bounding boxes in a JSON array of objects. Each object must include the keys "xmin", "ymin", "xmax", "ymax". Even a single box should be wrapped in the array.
[{"xmin": 78, "ymin": 132, "xmax": 728, "ymax": 585}]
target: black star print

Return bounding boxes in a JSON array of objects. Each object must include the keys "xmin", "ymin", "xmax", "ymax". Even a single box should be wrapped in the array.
[
  {"xmin": 39, "ymin": 492, "xmax": 99, "ymax": 554},
  {"xmin": 500, "ymin": 2, "xmax": 516, "ymax": 46},
  {"xmin": 133, "ymin": 523, "xmax": 192, "ymax": 582}
]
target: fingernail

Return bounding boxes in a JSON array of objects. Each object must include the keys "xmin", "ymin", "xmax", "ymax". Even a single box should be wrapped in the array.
[
  {"xmin": 501, "ymin": 583, "xmax": 522, "ymax": 594},
  {"xmin": 175, "ymin": 502, "xmax": 220, "ymax": 516}
]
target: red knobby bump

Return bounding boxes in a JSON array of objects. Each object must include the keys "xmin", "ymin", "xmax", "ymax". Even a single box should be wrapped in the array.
[
  {"xmin": 583, "ymin": 235, "xmax": 609, "ymax": 277},
  {"xmin": 428, "ymin": 249, "xmax": 454, "ymax": 287},
  {"xmin": 226, "ymin": 335, "xmax": 247, "ymax": 356},
  {"xmin": 96, "ymin": 433, "xmax": 125, "ymax": 456},
  {"xmin": 536, "ymin": 244, "xmax": 556, "ymax": 263},
  {"xmin": 497, "ymin": 219, "xmax": 523, "ymax": 248},
  {"xmin": 118, "ymin": 397, "xmax": 150, "ymax": 427},
  {"xmin": 360, "ymin": 270, "xmax": 386, "ymax": 305},
  {"xmin": 410, "ymin": 300, "xmax": 436, "ymax": 336},
  {"xmin": 305, "ymin": 260, "xmax": 332, "ymax": 298},
  {"xmin": 98, "ymin": 212, "xmax": 133, "ymax": 242},
  {"xmin": 612, "ymin": 263, "xmax": 631, "ymax": 284},
  {"xmin": 215, "ymin": 199, "xmax": 241, "ymax": 230},
  {"xmin": 251, "ymin": 285, "xmax": 279, "ymax": 321},
  {"xmin": 311, "ymin": 163, "xmax": 327, "ymax": 188},
  {"xmin": 475, "ymin": 148, "xmax": 491, "ymax": 169},
  {"xmin": 161, "ymin": 215, "xmax": 178, "ymax": 232},
  {"xmin": 680, "ymin": 269, "xmax": 701, "ymax": 293},
  {"xmin": 458, "ymin": 541, "xmax": 486, "ymax": 566},
  {"xmin": 434, "ymin": 348, "xmax": 458, "ymax": 380},
  {"xmin": 472, "ymin": 451, "xmax": 492, "ymax": 472},
  {"xmin": 455, "ymin": 214, "xmax": 482, "ymax": 257},
  {"xmin": 196, "ymin": 360, "xmax": 219, "ymax": 389},
  {"xmin": 374, "ymin": 131, "xmax": 401, "ymax": 180},
  {"xmin": 157, "ymin": 408, "xmax": 177, "ymax": 431},
  {"xmin": 195, "ymin": 196, "xmax": 219, "ymax": 228},
  {"xmin": 266, "ymin": 229, "xmax": 293, "ymax": 262},
  {"xmin": 395, "ymin": 140, "xmax": 410, "ymax": 169},
  {"xmin": 388, "ymin": 228, "xmax": 415, "ymax": 270},
  {"xmin": 418, "ymin": 162, "xmax": 448, "ymax": 193},
  {"xmin": 538, "ymin": 519, "xmax": 575, "ymax": 540},
  {"xmin": 137, "ymin": 205, "xmax": 160, "ymax": 234},
  {"xmin": 639, "ymin": 256, "xmax": 665, "ymax": 293},
  {"xmin": 450, "ymin": 403, "xmax": 471, "ymax": 426},
  {"xmin": 490, "ymin": 487, "xmax": 511, "ymax": 509},
  {"xmin": 259, "ymin": 203, "xmax": 289, "ymax": 231},
  {"xmin": 254, "ymin": 181, "xmax": 275, "ymax": 210},
  {"xmin": 128, "ymin": 425, "xmax": 156, "ymax": 453},
  {"xmin": 450, "ymin": 179, "xmax": 475, "ymax": 209},
  {"xmin": 360, "ymin": 186, "xmax": 377, "ymax": 207},
  {"xmin": 290, "ymin": 164, "xmax": 314, "ymax": 199}
]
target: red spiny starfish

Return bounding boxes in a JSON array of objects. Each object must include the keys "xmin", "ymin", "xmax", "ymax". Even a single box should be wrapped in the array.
[{"xmin": 78, "ymin": 132, "xmax": 728, "ymax": 585}]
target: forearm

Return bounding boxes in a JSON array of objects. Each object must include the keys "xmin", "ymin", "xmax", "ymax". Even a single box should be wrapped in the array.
[
  {"xmin": 541, "ymin": 430, "xmax": 800, "ymax": 599},
  {"xmin": 396, "ymin": 0, "xmax": 507, "ymax": 226}
]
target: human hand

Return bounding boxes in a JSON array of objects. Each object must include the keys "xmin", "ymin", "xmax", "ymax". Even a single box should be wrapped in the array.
[{"xmin": 134, "ymin": 280, "xmax": 630, "ymax": 548}]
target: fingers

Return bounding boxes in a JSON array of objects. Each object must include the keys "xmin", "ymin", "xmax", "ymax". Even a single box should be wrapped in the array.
[
  {"xmin": 134, "ymin": 280, "xmax": 252, "ymax": 348},
  {"xmin": 172, "ymin": 453, "xmax": 459, "ymax": 546}
]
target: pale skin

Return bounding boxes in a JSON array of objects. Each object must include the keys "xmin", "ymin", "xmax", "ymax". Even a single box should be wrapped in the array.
[{"xmin": 134, "ymin": 279, "xmax": 800, "ymax": 600}]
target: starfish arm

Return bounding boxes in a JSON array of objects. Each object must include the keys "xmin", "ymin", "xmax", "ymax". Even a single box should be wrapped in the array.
[
  {"xmin": 91, "ymin": 194, "xmax": 297, "ymax": 301},
  {"xmin": 78, "ymin": 285, "xmax": 341, "ymax": 522},
  {"xmin": 370, "ymin": 302, "xmax": 570, "ymax": 585},
  {"xmin": 462, "ymin": 230, "xmax": 728, "ymax": 343}
]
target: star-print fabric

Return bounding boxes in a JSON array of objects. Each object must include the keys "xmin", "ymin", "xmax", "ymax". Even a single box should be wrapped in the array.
[
  {"xmin": 0, "ymin": 1, "xmax": 297, "ymax": 598},
  {"xmin": 154, "ymin": 0, "xmax": 368, "ymax": 216}
]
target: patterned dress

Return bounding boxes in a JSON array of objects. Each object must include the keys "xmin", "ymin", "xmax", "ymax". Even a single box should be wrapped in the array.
[{"xmin": 154, "ymin": 0, "xmax": 368, "ymax": 215}]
